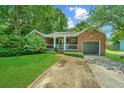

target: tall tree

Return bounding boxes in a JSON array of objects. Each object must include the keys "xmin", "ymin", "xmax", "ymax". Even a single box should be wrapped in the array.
[
  {"xmin": 89, "ymin": 6, "xmax": 124, "ymax": 33},
  {"xmin": 69, "ymin": 20, "xmax": 99, "ymax": 32},
  {"xmin": 0, "ymin": 5, "xmax": 67, "ymax": 35},
  {"xmin": 69, "ymin": 21, "xmax": 88, "ymax": 32},
  {"xmin": 89, "ymin": 5, "xmax": 124, "ymax": 43}
]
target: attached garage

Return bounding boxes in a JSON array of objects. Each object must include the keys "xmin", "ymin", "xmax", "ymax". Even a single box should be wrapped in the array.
[
  {"xmin": 77, "ymin": 31, "xmax": 106, "ymax": 56},
  {"xmin": 83, "ymin": 42, "xmax": 99, "ymax": 55}
]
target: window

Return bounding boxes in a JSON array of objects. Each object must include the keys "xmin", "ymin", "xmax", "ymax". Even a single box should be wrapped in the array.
[{"xmin": 71, "ymin": 38, "xmax": 76, "ymax": 43}]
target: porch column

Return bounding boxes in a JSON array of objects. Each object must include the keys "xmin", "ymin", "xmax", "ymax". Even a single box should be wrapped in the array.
[
  {"xmin": 64, "ymin": 35, "xmax": 66, "ymax": 50},
  {"xmin": 53, "ymin": 36, "xmax": 56, "ymax": 48}
]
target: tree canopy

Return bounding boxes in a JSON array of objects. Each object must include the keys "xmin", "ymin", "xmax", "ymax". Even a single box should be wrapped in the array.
[
  {"xmin": 89, "ymin": 6, "xmax": 124, "ymax": 31},
  {"xmin": 68, "ymin": 21, "xmax": 88, "ymax": 32},
  {"xmin": 0, "ymin": 5, "xmax": 67, "ymax": 49},
  {"xmin": 69, "ymin": 20, "xmax": 100, "ymax": 32},
  {"xmin": 89, "ymin": 5, "xmax": 124, "ymax": 42},
  {"xmin": 0, "ymin": 5, "xmax": 67, "ymax": 35}
]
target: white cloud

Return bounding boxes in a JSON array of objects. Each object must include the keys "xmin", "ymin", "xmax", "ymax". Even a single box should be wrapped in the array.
[
  {"xmin": 68, "ymin": 7, "xmax": 89, "ymax": 21},
  {"xmin": 67, "ymin": 18, "xmax": 75, "ymax": 28},
  {"xmin": 69, "ymin": 7, "xmax": 76, "ymax": 11}
]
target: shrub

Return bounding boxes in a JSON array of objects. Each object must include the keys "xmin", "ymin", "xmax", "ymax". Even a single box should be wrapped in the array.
[
  {"xmin": 64, "ymin": 51, "xmax": 84, "ymax": 58},
  {"xmin": 24, "ymin": 34, "xmax": 46, "ymax": 52},
  {"xmin": 0, "ymin": 48, "xmax": 23, "ymax": 57},
  {"xmin": 45, "ymin": 50, "xmax": 56, "ymax": 55},
  {"xmin": 54, "ymin": 47, "xmax": 58, "ymax": 53},
  {"xmin": 0, "ymin": 35, "xmax": 25, "ymax": 48},
  {"xmin": 0, "ymin": 34, "xmax": 47, "ymax": 57},
  {"xmin": 108, "ymin": 43, "xmax": 119, "ymax": 50},
  {"xmin": 0, "ymin": 48, "xmax": 45, "ymax": 57},
  {"xmin": 8, "ymin": 35, "xmax": 25, "ymax": 48}
]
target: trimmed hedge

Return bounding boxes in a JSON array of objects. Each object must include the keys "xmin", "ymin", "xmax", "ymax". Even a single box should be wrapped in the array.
[
  {"xmin": 44, "ymin": 50, "xmax": 56, "ymax": 55},
  {"xmin": 0, "ymin": 48, "xmax": 44, "ymax": 57},
  {"xmin": 64, "ymin": 51, "xmax": 84, "ymax": 58}
]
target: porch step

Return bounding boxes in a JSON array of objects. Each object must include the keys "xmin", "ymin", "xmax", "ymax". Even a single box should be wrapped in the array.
[{"xmin": 57, "ymin": 50, "xmax": 64, "ymax": 54}]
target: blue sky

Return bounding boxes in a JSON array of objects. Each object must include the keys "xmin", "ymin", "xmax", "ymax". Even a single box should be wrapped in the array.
[
  {"xmin": 53, "ymin": 5, "xmax": 111, "ymax": 38},
  {"xmin": 53, "ymin": 5, "xmax": 93, "ymax": 26},
  {"xmin": 53, "ymin": 5, "xmax": 93, "ymax": 27}
]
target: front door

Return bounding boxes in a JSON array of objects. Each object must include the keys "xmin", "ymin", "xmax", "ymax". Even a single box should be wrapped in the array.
[{"xmin": 57, "ymin": 38, "xmax": 64, "ymax": 49}]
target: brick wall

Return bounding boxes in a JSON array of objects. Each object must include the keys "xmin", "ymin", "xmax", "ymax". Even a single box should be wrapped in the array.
[
  {"xmin": 34, "ymin": 32, "xmax": 53, "ymax": 45},
  {"xmin": 45, "ymin": 38, "xmax": 53, "ymax": 44},
  {"xmin": 77, "ymin": 31, "xmax": 106, "ymax": 56}
]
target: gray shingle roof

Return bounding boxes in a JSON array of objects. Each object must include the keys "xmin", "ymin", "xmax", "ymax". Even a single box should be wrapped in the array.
[
  {"xmin": 30, "ymin": 29, "xmax": 88, "ymax": 37},
  {"xmin": 44, "ymin": 31, "xmax": 79, "ymax": 37}
]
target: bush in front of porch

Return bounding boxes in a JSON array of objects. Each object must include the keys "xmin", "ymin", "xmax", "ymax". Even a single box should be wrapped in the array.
[
  {"xmin": 64, "ymin": 51, "xmax": 84, "ymax": 58},
  {"xmin": 0, "ymin": 34, "xmax": 46, "ymax": 57}
]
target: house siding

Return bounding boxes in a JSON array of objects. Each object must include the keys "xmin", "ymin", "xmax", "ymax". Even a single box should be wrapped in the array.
[
  {"xmin": 120, "ymin": 40, "xmax": 124, "ymax": 50},
  {"xmin": 77, "ymin": 31, "xmax": 106, "ymax": 56}
]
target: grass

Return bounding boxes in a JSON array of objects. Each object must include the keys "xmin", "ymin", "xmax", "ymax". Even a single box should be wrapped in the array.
[
  {"xmin": 64, "ymin": 51, "xmax": 84, "ymax": 58},
  {"xmin": 106, "ymin": 49, "xmax": 124, "ymax": 52},
  {"xmin": 106, "ymin": 53, "xmax": 124, "ymax": 64},
  {"xmin": 0, "ymin": 53, "xmax": 60, "ymax": 88}
]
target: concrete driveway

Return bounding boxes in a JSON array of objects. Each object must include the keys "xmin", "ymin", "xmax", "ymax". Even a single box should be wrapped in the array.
[
  {"xmin": 84, "ymin": 55, "xmax": 124, "ymax": 88},
  {"xmin": 28, "ymin": 55, "xmax": 100, "ymax": 88},
  {"xmin": 28, "ymin": 54, "xmax": 124, "ymax": 88}
]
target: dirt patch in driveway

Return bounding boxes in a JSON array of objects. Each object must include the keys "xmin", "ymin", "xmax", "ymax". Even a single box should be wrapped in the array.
[{"xmin": 28, "ymin": 55, "xmax": 100, "ymax": 88}]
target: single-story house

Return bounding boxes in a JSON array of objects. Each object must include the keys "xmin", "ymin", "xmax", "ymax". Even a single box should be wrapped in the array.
[
  {"xmin": 31, "ymin": 29, "xmax": 106, "ymax": 56},
  {"xmin": 120, "ymin": 40, "xmax": 124, "ymax": 50}
]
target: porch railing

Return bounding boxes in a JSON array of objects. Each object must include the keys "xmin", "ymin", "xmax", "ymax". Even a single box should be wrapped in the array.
[
  {"xmin": 66, "ymin": 44, "xmax": 77, "ymax": 50},
  {"xmin": 46, "ymin": 44, "xmax": 53, "ymax": 49},
  {"xmin": 46, "ymin": 44, "xmax": 77, "ymax": 50}
]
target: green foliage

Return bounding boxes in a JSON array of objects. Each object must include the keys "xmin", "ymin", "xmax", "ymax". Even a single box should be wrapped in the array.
[
  {"xmin": 69, "ymin": 21, "xmax": 100, "ymax": 32},
  {"xmin": 111, "ymin": 31, "xmax": 124, "ymax": 42},
  {"xmin": 64, "ymin": 51, "xmax": 84, "ymax": 58},
  {"xmin": 0, "ymin": 34, "xmax": 46, "ymax": 57},
  {"xmin": 0, "ymin": 53, "xmax": 59, "ymax": 87},
  {"xmin": 107, "ymin": 31, "xmax": 124, "ymax": 49},
  {"xmin": 0, "ymin": 5, "xmax": 67, "ymax": 57},
  {"xmin": 69, "ymin": 21, "xmax": 88, "ymax": 32},
  {"xmin": 106, "ymin": 53, "xmax": 124, "ymax": 64},
  {"xmin": 53, "ymin": 47, "xmax": 58, "ymax": 53},
  {"xmin": 89, "ymin": 6, "xmax": 124, "ymax": 33},
  {"xmin": 45, "ymin": 50, "xmax": 56, "ymax": 55},
  {"xmin": 0, "ymin": 47, "xmax": 47, "ymax": 57},
  {"xmin": 109, "ymin": 43, "xmax": 119, "ymax": 50},
  {"xmin": 24, "ymin": 34, "xmax": 46, "ymax": 52},
  {"xmin": 0, "ymin": 35, "xmax": 24, "ymax": 48},
  {"xmin": 0, "ymin": 5, "xmax": 67, "ymax": 35},
  {"xmin": 0, "ymin": 48, "xmax": 23, "ymax": 57},
  {"xmin": 89, "ymin": 5, "xmax": 124, "ymax": 44}
]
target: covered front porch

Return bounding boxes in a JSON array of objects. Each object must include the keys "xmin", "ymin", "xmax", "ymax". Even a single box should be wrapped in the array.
[{"xmin": 45, "ymin": 36, "xmax": 78, "ymax": 50}]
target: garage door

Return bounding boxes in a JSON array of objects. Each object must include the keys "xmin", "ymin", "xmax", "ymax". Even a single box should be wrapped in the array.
[{"xmin": 83, "ymin": 42, "xmax": 99, "ymax": 54}]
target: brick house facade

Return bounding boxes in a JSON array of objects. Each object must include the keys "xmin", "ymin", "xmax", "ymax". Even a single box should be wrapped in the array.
[
  {"xmin": 31, "ymin": 30, "xmax": 106, "ymax": 56},
  {"xmin": 77, "ymin": 31, "xmax": 106, "ymax": 55}
]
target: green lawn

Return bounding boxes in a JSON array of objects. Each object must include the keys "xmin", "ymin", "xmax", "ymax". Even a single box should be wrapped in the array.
[
  {"xmin": 106, "ymin": 53, "xmax": 124, "ymax": 64},
  {"xmin": 0, "ymin": 53, "xmax": 60, "ymax": 88},
  {"xmin": 106, "ymin": 49, "xmax": 124, "ymax": 52}
]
